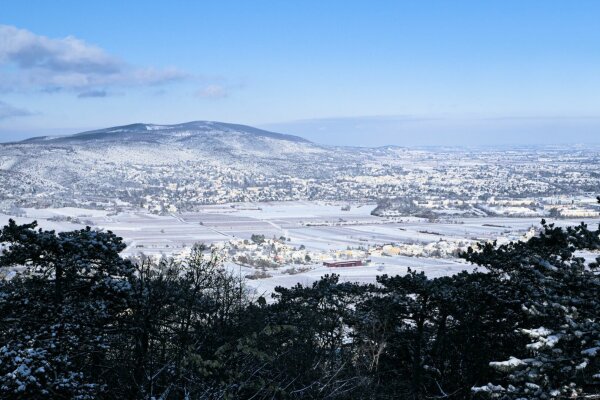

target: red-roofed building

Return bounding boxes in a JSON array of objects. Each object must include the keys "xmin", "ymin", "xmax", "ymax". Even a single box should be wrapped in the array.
[{"xmin": 323, "ymin": 260, "xmax": 363, "ymax": 268}]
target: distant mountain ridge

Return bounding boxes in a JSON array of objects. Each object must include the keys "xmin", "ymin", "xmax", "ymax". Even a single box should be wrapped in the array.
[
  {"xmin": 0, "ymin": 120, "xmax": 366, "ymax": 210},
  {"xmin": 19, "ymin": 121, "xmax": 312, "ymax": 145}
]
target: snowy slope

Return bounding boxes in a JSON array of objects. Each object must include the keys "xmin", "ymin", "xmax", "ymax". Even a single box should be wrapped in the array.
[{"xmin": 0, "ymin": 120, "xmax": 372, "ymax": 208}]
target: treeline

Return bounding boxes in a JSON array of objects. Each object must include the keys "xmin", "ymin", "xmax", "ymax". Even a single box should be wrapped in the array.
[{"xmin": 0, "ymin": 217, "xmax": 599, "ymax": 399}]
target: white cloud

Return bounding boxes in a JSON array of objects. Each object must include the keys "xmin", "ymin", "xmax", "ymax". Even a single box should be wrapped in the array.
[
  {"xmin": 0, "ymin": 25, "xmax": 188, "ymax": 94},
  {"xmin": 0, "ymin": 25, "xmax": 119, "ymax": 73}
]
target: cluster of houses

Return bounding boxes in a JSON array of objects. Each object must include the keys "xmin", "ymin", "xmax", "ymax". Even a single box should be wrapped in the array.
[
  {"xmin": 217, "ymin": 237, "xmax": 318, "ymax": 268},
  {"xmin": 213, "ymin": 235, "xmax": 475, "ymax": 271},
  {"xmin": 373, "ymin": 194, "xmax": 600, "ymax": 219}
]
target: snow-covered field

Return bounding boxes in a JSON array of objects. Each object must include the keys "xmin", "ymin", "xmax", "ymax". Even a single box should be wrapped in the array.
[
  {"xmin": 235, "ymin": 257, "xmax": 476, "ymax": 299},
  {"xmin": 2, "ymin": 201, "xmax": 599, "ymax": 293}
]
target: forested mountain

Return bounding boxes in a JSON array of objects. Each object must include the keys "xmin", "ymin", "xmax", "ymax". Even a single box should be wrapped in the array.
[
  {"xmin": 20, "ymin": 121, "xmax": 312, "ymax": 145},
  {"xmin": 0, "ymin": 120, "xmax": 367, "ymax": 209}
]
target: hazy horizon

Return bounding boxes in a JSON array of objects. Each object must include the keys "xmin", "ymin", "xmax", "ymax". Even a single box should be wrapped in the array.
[{"xmin": 2, "ymin": 117, "xmax": 600, "ymax": 149}]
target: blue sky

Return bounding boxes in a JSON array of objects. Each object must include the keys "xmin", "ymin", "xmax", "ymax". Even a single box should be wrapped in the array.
[{"xmin": 1, "ymin": 1, "xmax": 599, "ymax": 146}]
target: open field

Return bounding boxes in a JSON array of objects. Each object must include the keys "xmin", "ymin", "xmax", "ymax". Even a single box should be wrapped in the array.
[{"xmin": 2, "ymin": 201, "xmax": 599, "ymax": 293}]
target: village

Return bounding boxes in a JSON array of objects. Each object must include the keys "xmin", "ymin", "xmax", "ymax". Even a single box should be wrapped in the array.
[{"xmin": 215, "ymin": 233, "xmax": 475, "ymax": 271}]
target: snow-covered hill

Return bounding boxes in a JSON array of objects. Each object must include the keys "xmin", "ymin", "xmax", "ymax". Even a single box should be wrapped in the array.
[
  {"xmin": 20, "ymin": 121, "xmax": 323, "ymax": 157},
  {"xmin": 0, "ymin": 121, "xmax": 370, "ymax": 209}
]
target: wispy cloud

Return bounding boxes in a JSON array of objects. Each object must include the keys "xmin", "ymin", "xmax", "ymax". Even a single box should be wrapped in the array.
[
  {"xmin": 77, "ymin": 89, "xmax": 108, "ymax": 98},
  {"xmin": 196, "ymin": 84, "xmax": 229, "ymax": 99},
  {"xmin": 0, "ymin": 100, "xmax": 34, "ymax": 119},
  {"xmin": 0, "ymin": 25, "xmax": 188, "ymax": 95}
]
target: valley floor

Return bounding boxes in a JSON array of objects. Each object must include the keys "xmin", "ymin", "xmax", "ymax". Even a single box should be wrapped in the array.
[{"xmin": 2, "ymin": 200, "xmax": 599, "ymax": 295}]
